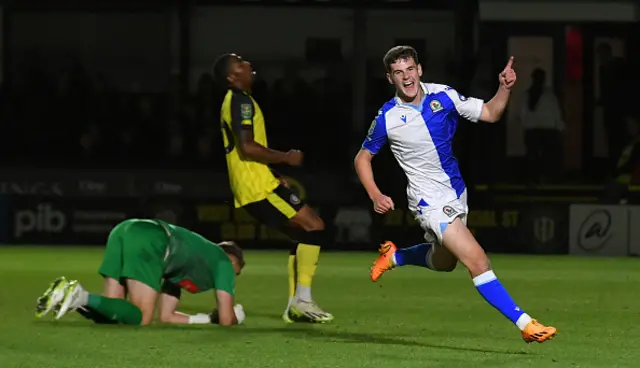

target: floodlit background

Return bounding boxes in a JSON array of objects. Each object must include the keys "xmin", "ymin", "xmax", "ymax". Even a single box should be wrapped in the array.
[{"xmin": 0, "ymin": 1, "xmax": 639, "ymax": 367}]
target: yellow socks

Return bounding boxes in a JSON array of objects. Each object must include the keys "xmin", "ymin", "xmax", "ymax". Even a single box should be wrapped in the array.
[
  {"xmin": 294, "ymin": 243, "xmax": 320, "ymax": 301},
  {"xmin": 287, "ymin": 255, "xmax": 296, "ymax": 299}
]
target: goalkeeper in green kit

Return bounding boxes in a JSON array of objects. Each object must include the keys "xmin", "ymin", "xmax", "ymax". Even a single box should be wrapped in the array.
[{"xmin": 35, "ymin": 219, "xmax": 246, "ymax": 326}]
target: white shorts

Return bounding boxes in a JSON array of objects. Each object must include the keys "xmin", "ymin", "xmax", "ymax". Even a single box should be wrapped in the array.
[{"xmin": 413, "ymin": 190, "xmax": 468, "ymax": 244}]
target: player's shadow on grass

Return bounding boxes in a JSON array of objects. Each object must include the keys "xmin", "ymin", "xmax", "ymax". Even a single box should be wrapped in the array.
[
  {"xmin": 236, "ymin": 326, "xmax": 528, "ymax": 355},
  {"xmin": 36, "ymin": 318, "xmax": 527, "ymax": 355}
]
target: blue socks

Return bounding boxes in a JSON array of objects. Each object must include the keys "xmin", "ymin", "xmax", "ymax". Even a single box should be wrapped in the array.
[
  {"xmin": 473, "ymin": 270, "xmax": 532, "ymax": 330},
  {"xmin": 393, "ymin": 243, "xmax": 434, "ymax": 269},
  {"xmin": 393, "ymin": 244, "xmax": 533, "ymax": 331}
]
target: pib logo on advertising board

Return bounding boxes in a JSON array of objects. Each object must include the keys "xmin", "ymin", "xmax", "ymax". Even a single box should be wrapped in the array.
[{"xmin": 13, "ymin": 203, "xmax": 66, "ymax": 239}]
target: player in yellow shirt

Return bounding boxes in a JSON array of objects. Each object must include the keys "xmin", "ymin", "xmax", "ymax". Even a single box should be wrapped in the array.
[{"xmin": 212, "ymin": 53, "xmax": 333, "ymax": 323}]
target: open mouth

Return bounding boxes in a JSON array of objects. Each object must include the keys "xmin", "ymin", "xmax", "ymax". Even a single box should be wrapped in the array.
[{"xmin": 402, "ymin": 81, "xmax": 414, "ymax": 88}]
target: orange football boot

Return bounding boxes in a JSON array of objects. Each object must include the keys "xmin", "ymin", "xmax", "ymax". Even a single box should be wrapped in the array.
[
  {"xmin": 370, "ymin": 241, "xmax": 398, "ymax": 282},
  {"xmin": 521, "ymin": 320, "xmax": 557, "ymax": 343}
]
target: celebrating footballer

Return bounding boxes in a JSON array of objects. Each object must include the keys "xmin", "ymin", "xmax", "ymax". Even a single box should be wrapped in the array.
[{"xmin": 355, "ymin": 46, "xmax": 557, "ymax": 343}]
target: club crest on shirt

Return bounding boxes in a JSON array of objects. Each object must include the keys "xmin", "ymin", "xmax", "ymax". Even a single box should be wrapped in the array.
[
  {"xmin": 289, "ymin": 193, "xmax": 301, "ymax": 205},
  {"xmin": 430, "ymin": 100, "xmax": 443, "ymax": 113},
  {"xmin": 443, "ymin": 205, "xmax": 457, "ymax": 217},
  {"xmin": 240, "ymin": 103, "xmax": 252, "ymax": 120}
]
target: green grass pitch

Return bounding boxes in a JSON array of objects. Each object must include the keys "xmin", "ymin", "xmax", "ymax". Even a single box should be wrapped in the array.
[{"xmin": 1, "ymin": 247, "xmax": 639, "ymax": 368}]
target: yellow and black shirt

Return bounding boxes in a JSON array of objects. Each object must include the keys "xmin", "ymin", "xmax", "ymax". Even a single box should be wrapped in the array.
[{"xmin": 220, "ymin": 88, "xmax": 279, "ymax": 207}]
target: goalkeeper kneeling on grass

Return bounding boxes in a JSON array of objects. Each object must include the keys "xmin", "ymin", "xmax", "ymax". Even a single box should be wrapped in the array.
[{"xmin": 35, "ymin": 218, "xmax": 246, "ymax": 326}]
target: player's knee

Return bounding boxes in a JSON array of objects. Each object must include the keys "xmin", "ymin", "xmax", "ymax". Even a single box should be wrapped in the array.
[
  {"xmin": 140, "ymin": 310, "xmax": 155, "ymax": 326},
  {"xmin": 298, "ymin": 215, "xmax": 324, "ymax": 232},
  {"xmin": 131, "ymin": 301, "xmax": 154, "ymax": 326},
  {"xmin": 291, "ymin": 206, "xmax": 324, "ymax": 231},
  {"xmin": 158, "ymin": 313, "xmax": 172, "ymax": 324},
  {"xmin": 102, "ymin": 278, "xmax": 126, "ymax": 299},
  {"xmin": 465, "ymin": 257, "xmax": 491, "ymax": 277},
  {"xmin": 307, "ymin": 217, "xmax": 325, "ymax": 231}
]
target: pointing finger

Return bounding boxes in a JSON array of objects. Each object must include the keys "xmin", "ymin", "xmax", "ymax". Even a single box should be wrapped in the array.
[{"xmin": 505, "ymin": 56, "xmax": 515, "ymax": 70}]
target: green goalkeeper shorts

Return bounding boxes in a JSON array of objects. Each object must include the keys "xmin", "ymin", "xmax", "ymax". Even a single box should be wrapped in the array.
[{"xmin": 98, "ymin": 219, "xmax": 169, "ymax": 292}]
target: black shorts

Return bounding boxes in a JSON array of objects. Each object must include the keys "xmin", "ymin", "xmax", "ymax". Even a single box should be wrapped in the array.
[{"xmin": 243, "ymin": 185, "xmax": 305, "ymax": 229}]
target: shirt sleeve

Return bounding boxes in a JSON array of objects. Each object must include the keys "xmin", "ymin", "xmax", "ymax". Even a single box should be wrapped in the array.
[
  {"xmin": 230, "ymin": 91, "xmax": 255, "ymax": 135},
  {"xmin": 213, "ymin": 258, "xmax": 236, "ymax": 297},
  {"xmin": 444, "ymin": 87, "xmax": 484, "ymax": 123},
  {"xmin": 361, "ymin": 111, "xmax": 388, "ymax": 155}
]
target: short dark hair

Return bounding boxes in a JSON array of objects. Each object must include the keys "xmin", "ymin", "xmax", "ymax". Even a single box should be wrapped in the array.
[
  {"xmin": 212, "ymin": 53, "xmax": 237, "ymax": 84},
  {"xmin": 383, "ymin": 46, "xmax": 419, "ymax": 72},
  {"xmin": 218, "ymin": 241, "xmax": 245, "ymax": 268}
]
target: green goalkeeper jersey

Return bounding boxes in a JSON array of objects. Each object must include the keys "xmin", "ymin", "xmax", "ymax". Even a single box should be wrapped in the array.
[{"xmin": 155, "ymin": 220, "xmax": 236, "ymax": 296}]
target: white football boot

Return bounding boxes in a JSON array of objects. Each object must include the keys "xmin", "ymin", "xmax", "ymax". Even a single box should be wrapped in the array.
[{"xmin": 56, "ymin": 280, "xmax": 89, "ymax": 320}]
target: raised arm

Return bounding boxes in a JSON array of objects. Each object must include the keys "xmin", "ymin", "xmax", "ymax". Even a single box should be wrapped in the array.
[
  {"xmin": 480, "ymin": 86, "xmax": 511, "ymax": 123},
  {"xmin": 229, "ymin": 92, "xmax": 301, "ymax": 166},
  {"xmin": 479, "ymin": 56, "xmax": 517, "ymax": 123}
]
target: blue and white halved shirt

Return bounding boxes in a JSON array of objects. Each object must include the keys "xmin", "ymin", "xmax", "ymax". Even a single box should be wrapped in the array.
[{"xmin": 362, "ymin": 82, "xmax": 484, "ymax": 212}]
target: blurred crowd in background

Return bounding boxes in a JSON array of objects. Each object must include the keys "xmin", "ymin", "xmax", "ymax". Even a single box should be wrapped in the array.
[
  {"xmin": 0, "ymin": 59, "xmax": 397, "ymax": 173},
  {"xmin": 0, "ymin": 17, "xmax": 638, "ymax": 192},
  {"xmin": 0, "ymin": 54, "xmax": 429, "ymax": 175}
]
